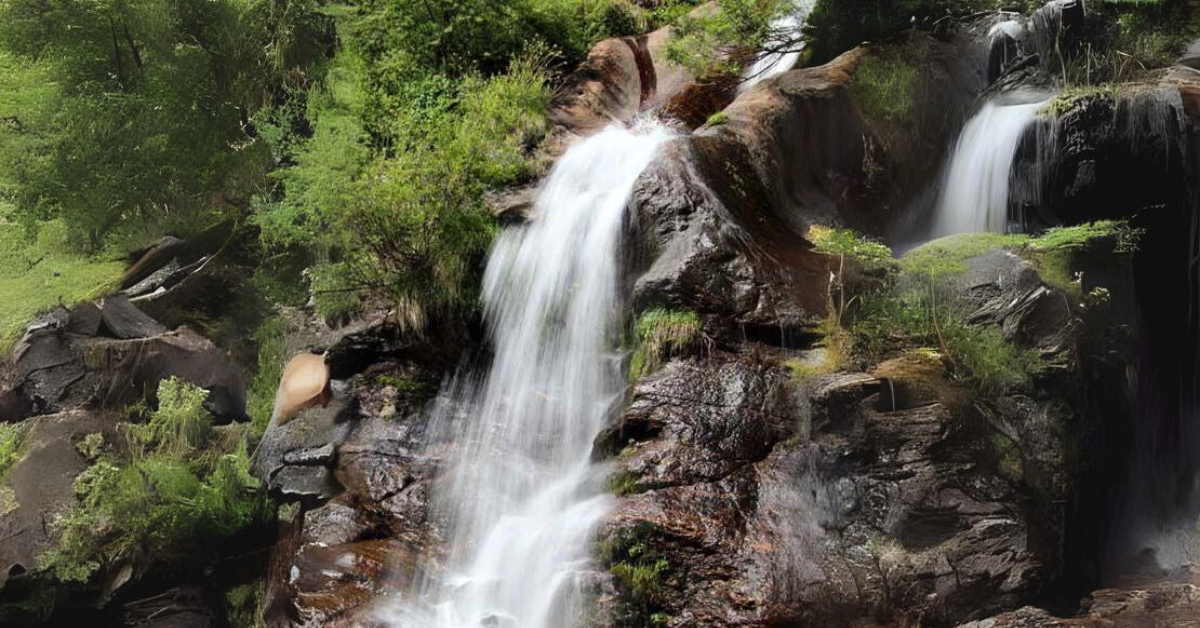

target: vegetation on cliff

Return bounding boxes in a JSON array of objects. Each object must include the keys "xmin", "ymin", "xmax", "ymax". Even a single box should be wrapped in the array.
[{"xmin": 38, "ymin": 378, "xmax": 271, "ymax": 584}]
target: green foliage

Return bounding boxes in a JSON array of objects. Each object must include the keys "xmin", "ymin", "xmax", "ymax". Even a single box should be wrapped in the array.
[
  {"xmin": 246, "ymin": 316, "xmax": 288, "ymax": 439},
  {"xmin": 705, "ymin": 111, "xmax": 730, "ymax": 127},
  {"xmin": 1048, "ymin": 1, "xmax": 1193, "ymax": 86},
  {"xmin": 941, "ymin": 321, "xmax": 1042, "ymax": 393},
  {"xmin": 804, "ymin": 0, "xmax": 991, "ymax": 64},
  {"xmin": 39, "ymin": 378, "xmax": 270, "ymax": 584},
  {"xmin": 809, "ymin": 226, "xmax": 897, "ymax": 272},
  {"xmin": 629, "ymin": 308, "xmax": 702, "ymax": 381},
  {"xmin": 0, "ymin": 0, "xmax": 334, "ymax": 250},
  {"xmin": 666, "ymin": 0, "xmax": 795, "ymax": 77},
  {"xmin": 0, "ymin": 221, "xmax": 124, "ymax": 354},
  {"xmin": 0, "ymin": 423, "xmax": 25, "ymax": 480},
  {"xmin": 226, "ymin": 580, "xmax": 267, "ymax": 628},
  {"xmin": 607, "ymin": 471, "xmax": 642, "ymax": 496},
  {"xmin": 597, "ymin": 526, "xmax": 671, "ymax": 627},
  {"xmin": 848, "ymin": 54, "xmax": 918, "ymax": 122}
]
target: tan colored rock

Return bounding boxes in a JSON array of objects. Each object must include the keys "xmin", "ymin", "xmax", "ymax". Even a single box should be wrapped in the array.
[{"xmin": 272, "ymin": 352, "xmax": 332, "ymax": 427}]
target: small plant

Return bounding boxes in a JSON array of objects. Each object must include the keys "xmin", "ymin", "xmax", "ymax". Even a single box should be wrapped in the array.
[
  {"xmin": 607, "ymin": 471, "xmax": 642, "ymax": 497},
  {"xmin": 597, "ymin": 525, "xmax": 671, "ymax": 626},
  {"xmin": 246, "ymin": 315, "xmax": 288, "ymax": 439},
  {"xmin": 629, "ymin": 308, "xmax": 703, "ymax": 381},
  {"xmin": 0, "ymin": 422, "xmax": 25, "ymax": 480},
  {"xmin": 38, "ymin": 378, "xmax": 271, "ymax": 584}
]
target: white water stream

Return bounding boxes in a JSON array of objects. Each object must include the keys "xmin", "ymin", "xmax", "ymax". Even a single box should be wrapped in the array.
[
  {"xmin": 383, "ymin": 122, "xmax": 672, "ymax": 628},
  {"xmin": 739, "ymin": 0, "xmax": 816, "ymax": 92},
  {"xmin": 931, "ymin": 94, "xmax": 1049, "ymax": 236}
]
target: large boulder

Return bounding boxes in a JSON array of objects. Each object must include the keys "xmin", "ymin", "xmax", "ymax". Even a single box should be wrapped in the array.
[{"xmin": 1, "ymin": 312, "xmax": 246, "ymax": 422}]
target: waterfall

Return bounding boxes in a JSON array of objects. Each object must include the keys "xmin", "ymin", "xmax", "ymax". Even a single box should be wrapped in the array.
[
  {"xmin": 383, "ymin": 122, "xmax": 673, "ymax": 628},
  {"xmin": 931, "ymin": 93, "xmax": 1050, "ymax": 236},
  {"xmin": 739, "ymin": 0, "xmax": 816, "ymax": 92}
]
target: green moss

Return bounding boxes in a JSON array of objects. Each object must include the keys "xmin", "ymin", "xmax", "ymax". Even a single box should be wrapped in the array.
[
  {"xmin": 0, "ymin": 422, "xmax": 25, "ymax": 481},
  {"xmin": 0, "ymin": 221, "xmax": 123, "ymax": 355},
  {"xmin": 849, "ymin": 53, "xmax": 918, "ymax": 122},
  {"xmin": 1039, "ymin": 85, "xmax": 1117, "ymax": 117},
  {"xmin": 704, "ymin": 111, "xmax": 729, "ymax": 127},
  {"xmin": 226, "ymin": 579, "xmax": 266, "ymax": 628},
  {"xmin": 900, "ymin": 233, "xmax": 1031, "ymax": 279},
  {"xmin": 629, "ymin": 308, "xmax": 702, "ymax": 381},
  {"xmin": 990, "ymin": 431, "xmax": 1024, "ymax": 482},
  {"xmin": 607, "ymin": 471, "xmax": 642, "ymax": 497},
  {"xmin": 809, "ymin": 226, "xmax": 897, "ymax": 273}
]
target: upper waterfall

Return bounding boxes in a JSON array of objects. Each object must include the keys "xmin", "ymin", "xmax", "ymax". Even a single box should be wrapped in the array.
[
  {"xmin": 931, "ymin": 93, "xmax": 1050, "ymax": 236},
  {"xmin": 382, "ymin": 122, "xmax": 673, "ymax": 628}
]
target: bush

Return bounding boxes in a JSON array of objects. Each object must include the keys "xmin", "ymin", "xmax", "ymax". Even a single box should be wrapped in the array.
[
  {"xmin": 596, "ymin": 526, "xmax": 671, "ymax": 628},
  {"xmin": 809, "ymin": 226, "xmax": 896, "ymax": 272},
  {"xmin": 0, "ymin": 423, "xmax": 24, "ymax": 480},
  {"xmin": 39, "ymin": 378, "xmax": 270, "ymax": 584},
  {"xmin": 246, "ymin": 316, "xmax": 289, "ymax": 439},
  {"xmin": 629, "ymin": 308, "xmax": 703, "ymax": 381}
]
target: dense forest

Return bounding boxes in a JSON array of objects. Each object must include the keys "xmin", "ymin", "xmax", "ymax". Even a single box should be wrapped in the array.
[{"xmin": 1, "ymin": 0, "xmax": 1198, "ymax": 626}]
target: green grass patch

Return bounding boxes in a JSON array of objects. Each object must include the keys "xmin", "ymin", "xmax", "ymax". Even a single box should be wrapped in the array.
[
  {"xmin": 849, "ymin": 53, "xmax": 918, "ymax": 122},
  {"xmin": 0, "ymin": 220, "xmax": 123, "ymax": 354},
  {"xmin": 246, "ymin": 315, "xmax": 289, "ymax": 439},
  {"xmin": 607, "ymin": 471, "xmax": 642, "ymax": 497},
  {"xmin": 900, "ymin": 233, "xmax": 1031, "ymax": 279},
  {"xmin": 629, "ymin": 308, "xmax": 702, "ymax": 381},
  {"xmin": 226, "ymin": 579, "xmax": 266, "ymax": 628}
]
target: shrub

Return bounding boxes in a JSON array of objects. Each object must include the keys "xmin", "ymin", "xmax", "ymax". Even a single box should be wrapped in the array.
[
  {"xmin": 39, "ymin": 378, "xmax": 270, "ymax": 584},
  {"xmin": 809, "ymin": 226, "xmax": 896, "ymax": 272},
  {"xmin": 629, "ymin": 309, "xmax": 703, "ymax": 381},
  {"xmin": 0, "ymin": 423, "xmax": 24, "ymax": 480},
  {"xmin": 597, "ymin": 526, "xmax": 671, "ymax": 627}
]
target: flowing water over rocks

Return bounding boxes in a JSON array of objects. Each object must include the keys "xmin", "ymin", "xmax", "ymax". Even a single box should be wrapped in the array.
[
  {"xmin": 382, "ymin": 123, "xmax": 672, "ymax": 628},
  {"xmin": 932, "ymin": 92, "xmax": 1051, "ymax": 236}
]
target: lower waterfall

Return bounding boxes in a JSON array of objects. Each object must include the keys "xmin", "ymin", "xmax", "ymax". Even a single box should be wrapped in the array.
[
  {"xmin": 382, "ymin": 122, "xmax": 673, "ymax": 628},
  {"xmin": 931, "ymin": 93, "xmax": 1049, "ymax": 236}
]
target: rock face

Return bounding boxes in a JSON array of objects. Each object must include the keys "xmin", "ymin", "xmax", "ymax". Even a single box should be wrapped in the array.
[
  {"xmin": 593, "ymin": 241, "xmax": 1102, "ymax": 627},
  {"xmin": 957, "ymin": 568, "xmax": 1200, "ymax": 628},
  {"xmin": 259, "ymin": 371, "xmax": 441, "ymax": 628},
  {"xmin": 550, "ymin": 16, "xmax": 696, "ymax": 137}
]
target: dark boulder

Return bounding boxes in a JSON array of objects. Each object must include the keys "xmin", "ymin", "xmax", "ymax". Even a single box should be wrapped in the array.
[{"xmin": 98, "ymin": 295, "xmax": 167, "ymax": 340}]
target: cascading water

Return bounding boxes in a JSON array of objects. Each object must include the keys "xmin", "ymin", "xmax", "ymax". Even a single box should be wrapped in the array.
[
  {"xmin": 383, "ymin": 122, "xmax": 672, "ymax": 628},
  {"xmin": 931, "ymin": 93, "xmax": 1050, "ymax": 236},
  {"xmin": 739, "ymin": 0, "xmax": 816, "ymax": 92}
]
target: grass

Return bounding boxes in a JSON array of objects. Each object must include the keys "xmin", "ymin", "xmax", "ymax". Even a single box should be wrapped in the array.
[
  {"xmin": 246, "ymin": 315, "xmax": 289, "ymax": 439},
  {"xmin": 849, "ymin": 53, "xmax": 918, "ymax": 122},
  {"xmin": 607, "ymin": 471, "xmax": 642, "ymax": 497},
  {"xmin": 0, "ymin": 220, "xmax": 124, "ymax": 354},
  {"xmin": 629, "ymin": 308, "xmax": 702, "ymax": 381}
]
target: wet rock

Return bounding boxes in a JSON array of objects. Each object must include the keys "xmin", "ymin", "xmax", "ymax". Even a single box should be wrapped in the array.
[
  {"xmin": 255, "ymin": 399, "xmax": 350, "ymax": 504},
  {"xmin": 957, "ymin": 569, "xmax": 1200, "ymax": 627},
  {"xmin": 550, "ymin": 21, "xmax": 695, "ymax": 137},
  {"xmin": 263, "ymin": 374, "xmax": 440, "ymax": 627},
  {"xmin": 954, "ymin": 250, "xmax": 1077, "ymax": 354},
  {"xmin": 1029, "ymin": 0, "xmax": 1086, "ymax": 67}
]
